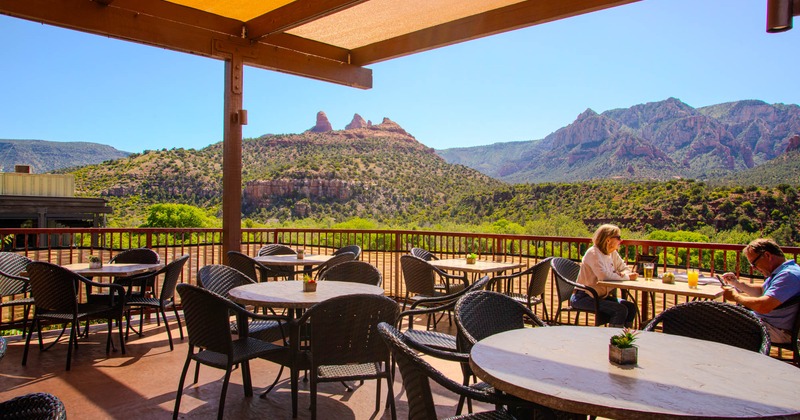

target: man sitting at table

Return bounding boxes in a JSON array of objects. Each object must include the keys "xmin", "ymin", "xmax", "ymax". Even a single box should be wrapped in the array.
[{"xmin": 721, "ymin": 238, "xmax": 800, "ymax": 344}]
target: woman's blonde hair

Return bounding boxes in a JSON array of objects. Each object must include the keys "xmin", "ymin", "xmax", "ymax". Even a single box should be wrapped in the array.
[{"xmin": 593, "ymin": 224, "xmax": 621, "ymax": 255}]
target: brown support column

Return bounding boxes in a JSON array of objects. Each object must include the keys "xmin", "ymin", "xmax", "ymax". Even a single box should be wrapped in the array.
[{"xmin": 222, "ymin": 51, "xmax": 244, "ymax": 263}]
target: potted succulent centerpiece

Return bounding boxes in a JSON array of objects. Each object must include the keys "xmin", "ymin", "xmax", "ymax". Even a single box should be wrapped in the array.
[
  {"xmin": 465, "ymin": 252, "xmax": 477, "ymax": 265},
  {"xmin": 302, "ymin": 273, "xmax": 317, "ymax": 292},
  {"xmin": 609, "ymin": 328, "xmax": 639, "ymax": 365},
  {"xmin": 88, "ymin": 255, "xmax": 103, "ymax": 269}
]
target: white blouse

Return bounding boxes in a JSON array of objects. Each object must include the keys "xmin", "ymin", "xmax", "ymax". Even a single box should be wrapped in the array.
[{"xmin": 576, "ymin": 246, "xmax": 633, "ymax": 298}]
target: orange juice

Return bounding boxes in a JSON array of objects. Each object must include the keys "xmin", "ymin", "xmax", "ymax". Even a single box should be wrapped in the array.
[{"xmin": 687, "ymin": 269, "xmax": 699, "ymax": 289}]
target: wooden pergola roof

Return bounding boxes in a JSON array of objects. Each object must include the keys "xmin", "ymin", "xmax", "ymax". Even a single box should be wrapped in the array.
[{"xmin": 0, "ymin": 0, "xmax": 639, "ymax": 256}]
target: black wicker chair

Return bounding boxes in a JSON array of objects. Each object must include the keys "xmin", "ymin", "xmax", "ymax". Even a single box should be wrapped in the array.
[
  {"xmin": 108, "ymin": 248, "xmax": 161, "ymax": 298},
  {"xmin": 197, "ymin": 264, "xmax": 285, "ymax": 343},
  {"xmin": 226, "ymin": 250, "xmax": 276, "ymax": 283},
  {"xmin": 410, "ymin": 247, "xmax": 438, "ymax": 261},
  {"xmin": 22, "ymin": 261, "xmax": 126, "ymax": 371},
  {"xmin": 454, "ymin": 290, "xmax": 547, "ymax": 414},
  {"xmin": 317, "ymin": 260, "xmax": 382, "ymax": 286},
  {"xmin": 124, "ymin": 255, "xmax": 189, "ymax": 351},
  {"xmin": 644, "ymin": 300, "xmax": 770, "ymax": 354},
  {"xmin": 492, "ymin": 257, "xmax": 552, "ymax": 322},
  {"xmin": 400, "ymin": 255, "xmax": 468, "ymax": 311},
  {"xmin": 294, "ymin": 294, "xmax": 399, "ymax": 420},
  {"xmin": 173, "ymin": 284, "xmax": 289, "ymax": 420},
  {"xmin": 333, "ymin": 245, "xmax": 362, "ymax": 260},
  {"xmin": 0, "ymin": 335, "xmax": 6, "ymax": 362},
  {"xmin": 289, "ymin": 252, "xmax": 358, "ymax": 281},
  {"xmin": 396, "ymin": 275, "xmax": 493, "ymax": 352},
  {"xmin": 0, "ymin": 252, "xmax": 34, "ymax": 336},
  {"xmin": 771, "ymin": 294, "xmax": 800, "ymax": 366},
  {"xmin": 257, "ymin": 244, "xmax": 298, "ymax": 280},
  {"xmin": 550, "ymin": 257, "xmax": 609, "ymax": 326},
  {"xmin": 0, "ymin": 392, "xmax": 67, "ymax": 420},
  {"xmin": 378, "ymin": 322, "xmax": 517, "ymax": 420}
]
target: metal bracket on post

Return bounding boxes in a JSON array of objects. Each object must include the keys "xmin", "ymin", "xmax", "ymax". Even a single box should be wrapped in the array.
[{"xmin": 213, "ymin": 39, "xmax": 257, "ymax": 95}]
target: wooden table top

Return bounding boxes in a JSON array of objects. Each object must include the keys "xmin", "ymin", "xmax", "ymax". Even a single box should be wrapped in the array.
[
  {"xmin": 253, "ymin": 254, "xmax": 333, "ymax": 266},
  {"xmin": 470, "ymin": 326, "xmax": 800, "ymax": 419},
  {"xmin": 597, "ymin": 277, "xmax": 724, "ymax": 300},
  {"xmin": 60, "ymin": 262, "xmax": 164, "ymax": 278},
  {"xmin": 228, "ymin": 280, "xmax": 385, "ymax": 309},
  {"xmin": 429, "ymin": 258, "xmax": 525, "ymax": 274}
]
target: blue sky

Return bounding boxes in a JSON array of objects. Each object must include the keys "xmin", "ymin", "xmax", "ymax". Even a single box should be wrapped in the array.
[{"xmin": 1, "ymin": 0, "xmax": 798, "ymax": 153}]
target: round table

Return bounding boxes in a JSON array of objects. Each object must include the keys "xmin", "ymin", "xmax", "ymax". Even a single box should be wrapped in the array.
[
  {"xmin": 469, "ymin": 326, "xmax": 800, "ymax": 419},
  {"xmin": 228, "ymin": 280, "xmax": 385, "ymax": 309}
]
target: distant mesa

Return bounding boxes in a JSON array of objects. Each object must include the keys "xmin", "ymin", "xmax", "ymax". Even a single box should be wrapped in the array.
[
  {"xmin": 306, "ymin": 111, "xmax": 413, "ymax": 138},
  {"xmin": 345, "ymin": 113, "xmax": 369, "ymax": 130}
]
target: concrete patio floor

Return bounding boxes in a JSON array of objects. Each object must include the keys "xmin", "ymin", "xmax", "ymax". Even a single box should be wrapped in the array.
[{"xmin": 0, "ymin": 314, "xmax": 490, "ymax": 419}]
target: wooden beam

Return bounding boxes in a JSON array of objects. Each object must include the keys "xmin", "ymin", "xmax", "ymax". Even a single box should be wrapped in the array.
[
  {"xmin": 246, "ymin": 0, "xmax": 368, "ymax": 40},
  {"xmin": 0, "ymin": 0, "xmax": 371, "ymax": 88},
  {"xmin": 94, "ymin": 0, "xmax": 245, "ymax": 37},
  {"xmin": 350, "ymin": 0, "xmax": 640, "ymax": 65}
]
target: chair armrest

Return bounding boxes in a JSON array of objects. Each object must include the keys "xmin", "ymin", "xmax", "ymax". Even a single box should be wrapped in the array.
[
  {"xmin": 82, "ymin": 277, "xmax": 126, "ymax": 306},
  {"xmin": 403, "ymin": 335, "xmax": 469, "ymax": 362},
  {"xmin": 397, "ymin": 302, "xmax": 456, "ymax": 329},
  {"xmin": 0, "ymin": 269, "xmax": 31, "ymax": 295},
  {"xmin": 233, "ymin": 307, "xmax": 290, "ymax": 341}
]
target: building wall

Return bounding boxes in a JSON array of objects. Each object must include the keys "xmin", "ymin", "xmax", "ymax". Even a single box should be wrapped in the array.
[{"xmin": 0, "ymin": 173, "xmax": 75, "ymax": 197}]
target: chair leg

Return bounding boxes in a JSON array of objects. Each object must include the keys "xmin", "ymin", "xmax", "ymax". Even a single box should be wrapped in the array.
[
  {"xmin": 194, "ymin": 361, "xmax": 201, "ymax": 384},
  {"xmin": 172, "ymin": 304, "xmax": 184, "ymax": 340},
  {"xmin": 291, "ymin": 365, "xmax": 300, "ymax": 418},
  {"xmin": 218, "ymin": 368, "xmax": 232, "ymax": 420},
  {"xmin": 117, "ymin": 315, "xmax": 126, "ymax": 354},
  {"xmin": 375, "ymin": 375, "xmax": 381, "ymax": 412},
  {"xmin": 173, "ymin": 350, "xmax": 193, "ymax": 420},
  {"xmin": 242, "ymin": 360, "xmax": 253, "ymax": 397},
  {"xmin": 65, "ymin": 323, "xmax": 77, "ymax": 371},
  {"xmin": 106, "ymin": 318, "xmax": 113, "ymax": 354},
  {"xmin": 161, "ymin": 307, "xmax": 174, "ymax": 351},
  {"xmin": 310, "ymin": 372, "xmax": 317, "ymax": 420},
  {"xmin": 20, "ymin": 303, "xmax": 31, "ymax": 338},
  {"xmin": 21, "ymin": 318, "xmax": 36, "ymax": 366},
  {"xmin": 385, "ymin": 374, "xmax": 397, "ymax": 420}
]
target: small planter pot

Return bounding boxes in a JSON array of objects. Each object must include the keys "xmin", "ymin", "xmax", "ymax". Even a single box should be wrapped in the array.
[
  {"xmin": 465, "ymin": 257, "xmax": 476, "ymax": 265},
  {"xmin": 609, "ymin": 344, "xmax": 637, "ymax": 365},
  {"xmin": 89, "ymin": 261, "xmax": 103, "ymax": 269},
  {"xmin": 303, "ymin": 282, "xmax": 317, "ymax": 292},
  {"xmin": 297, "ymin": 249, "xmax": 305, "ymax": 260}
]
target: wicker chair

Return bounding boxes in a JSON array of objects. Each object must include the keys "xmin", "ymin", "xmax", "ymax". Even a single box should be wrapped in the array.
[
  {"xmin": 644, "ymin": 300, "xmax": 770, "ymax": 354},
  {"xmin": 173, "ymin": 284, "xmax": 289, "ymax": 420},
  {"xmin": 317, "ymin": 260, "xmax": 382, "ymax": 286},
  {"xmin": 454, "ymin": 290, "xmax": 546, "ymax": 414},
  {"xmin": 256, "ymin": 244, "xmax": 297, "ymax": 280},
  {"xmin": 226, "ymin": 250, "xmax": 276, "ymax": 283},
  {"xmin": 771, "ymin": 294, "xmax": 800, "ymax": 366},
  {"xmin": 0, "ymin": 252, "xmax": 34, "ymax": 336},
  {"xmin": 400, "ymin": 255, "xmax": 468, "ymax": 311},
  {"xmin": 108, "ymin": 248, "xmax": 161, "ymax": 298},
  {"xmin": 0, "ymin": 335, "xmax": 6, "ymax": 362},
  {"xmin": 197, "ymin": 264, "xmax": 285, "ymax": 343},
  {"xmin": 491, "ymin": 257, "xmax": 552, "ymax": 321},
  {"xmin": 396, "ymin": 275, "xmax": 493, "ymax": 352},
  {"xmin": 333, "ymin": 245, "xmax": 362, "ymax": 260},
  {"xmin": 294, "ymin": 294, "xmax": 399, "ymax": 420},
  {"xmin": 0, "ymin": 392, "xmax": 67, "ymax": 420},
  {"xmin": 378, "ymin": 322, "xmax": 516, "ymax": 420},
  {"xmin": 410, "ymin": 247, "xmax": 438, "ymax": 261},
  {"xmin": 124, "ymin": 255, "xmax": 189, "ymax": 351},
  {"xmin": 290, "ymin": 252, "xmax": 358, "ymax": 281},
  {"xmin": 22, "ymin": 261, "xmax": 126, "ymax": 371},
  {"xmin": 550, "ymin": 257, "xmax": 609, "ymax": 326}
]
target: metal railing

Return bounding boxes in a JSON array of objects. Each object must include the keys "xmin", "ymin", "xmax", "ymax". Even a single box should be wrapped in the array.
[{"xmin": 2, "ymin": 227, "xmax": 798, "ymax": 329}]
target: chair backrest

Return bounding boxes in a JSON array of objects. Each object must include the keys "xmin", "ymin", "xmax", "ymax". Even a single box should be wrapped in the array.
[
  {"xmin": 317, "ymin": 260, "xmax": 382, "ymax": 286},
  {"xmin": 198, "ymin": 264, "xmax": 256, "ymax": 297},
  {"xmin": 109, "ymin": 248, "xmax": 160, "ymax": 264},
  {"xmin": 455, "ymin": 290, "xmax": 545, "ymax": 353},
  {"xmin": 378, "ymin": 322, "xmax": 487, "ymax": 420},
  {"xmin": 400, "ymin": 255, "xmax": 438, "ymax": 296},
  {"xmin": 26, "ymin": 262, "xmax": 80, "ymax": 314},
  {"xmin": 313, "ymin": 252, "xmax": 357, "ymax": 280},
  {"xmin": 156, "ymin": 255, "xmax": 190, "ymax": 301},
  {"xmin": 644, "ymin": 300, "xmax": 770, "ymax": 354},
  {"xmin": 0, "ymin": 392, "xmax": 67, "ymax": 420},
  {"xmin": 410, "ymin": 248, "xmax": 437, "ymax": 261},
  {"xmin": 333, "ymin": 245, "xmax": 362, "ymax": 260},
  {"xmin": 226, "ymin": 251, "xmax": 262, "ymax": 282},
  {"xmin": 257, "ymin": 244, "xmax": 296, "ymax": 257},
  {"xmin": 550, "ymin": 257, "xmax": 581, "ymax": 303},
  {"xmin": 0, "ymin": 252, "xmax": 32, "ymax": 296},
  {"xmin": 526, "ymin": 257, "xmax": 553, "ymax": 297},
  {"xmin": 177, "ymin": 283, "xmax": 236, "ymax": 354},
  {"xmin": 301, "ymin": 294, "xmax": 399, "ymax": 366},
  {"xmin": 634, "ymin": 253, "xmax": 658, "ymax": 277}
]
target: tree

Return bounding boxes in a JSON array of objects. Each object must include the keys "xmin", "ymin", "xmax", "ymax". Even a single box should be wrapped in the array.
[{"xmin": 141, "ymin": 203, "xmax": 218, "ymax": 228}]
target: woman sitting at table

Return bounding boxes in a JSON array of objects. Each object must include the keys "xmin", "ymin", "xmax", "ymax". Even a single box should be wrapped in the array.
[{"xmin": 570, "ymin": 224, "xmax": 638, "ymax": 328}]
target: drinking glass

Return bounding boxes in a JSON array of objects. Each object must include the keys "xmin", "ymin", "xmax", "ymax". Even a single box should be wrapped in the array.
[
  {"xmin": 643, "ymin": 262, "xmax": 654, "ymax": 281},
  {"xmin": 687, "ymin": 269, "xmax": 699, "ymax": 289}
]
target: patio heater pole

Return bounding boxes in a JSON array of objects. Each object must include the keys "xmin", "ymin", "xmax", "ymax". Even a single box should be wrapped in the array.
[{"xmin": 221, "ymin": 48, "xmax": 244, "ymax": 263}]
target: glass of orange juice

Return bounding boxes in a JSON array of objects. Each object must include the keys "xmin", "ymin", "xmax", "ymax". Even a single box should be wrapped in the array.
[{"xmin": 687, "ymin": 269, "xmax": 699, "ymax": 289}]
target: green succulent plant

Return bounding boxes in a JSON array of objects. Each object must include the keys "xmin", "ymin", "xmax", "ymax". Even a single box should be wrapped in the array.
[{"xmin": 610, "ymin": 328, "xmax": 639, "ymax": 348}]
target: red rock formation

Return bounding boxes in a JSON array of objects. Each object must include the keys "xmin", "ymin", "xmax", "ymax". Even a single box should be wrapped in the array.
[
  {"xmin": 308, "ymin": 111, "xmax": 333, "ymax": 133},
  {"xmin": 244, "ymin": 179, "xmax": 354, "ymax": 202},
  {"xmin": 345, "ymin": 114, "xmax": 368, "ymax": 130},
  {"xmin": 786, "ymin": 134, "xmax": 800, "ymax": 153}
]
